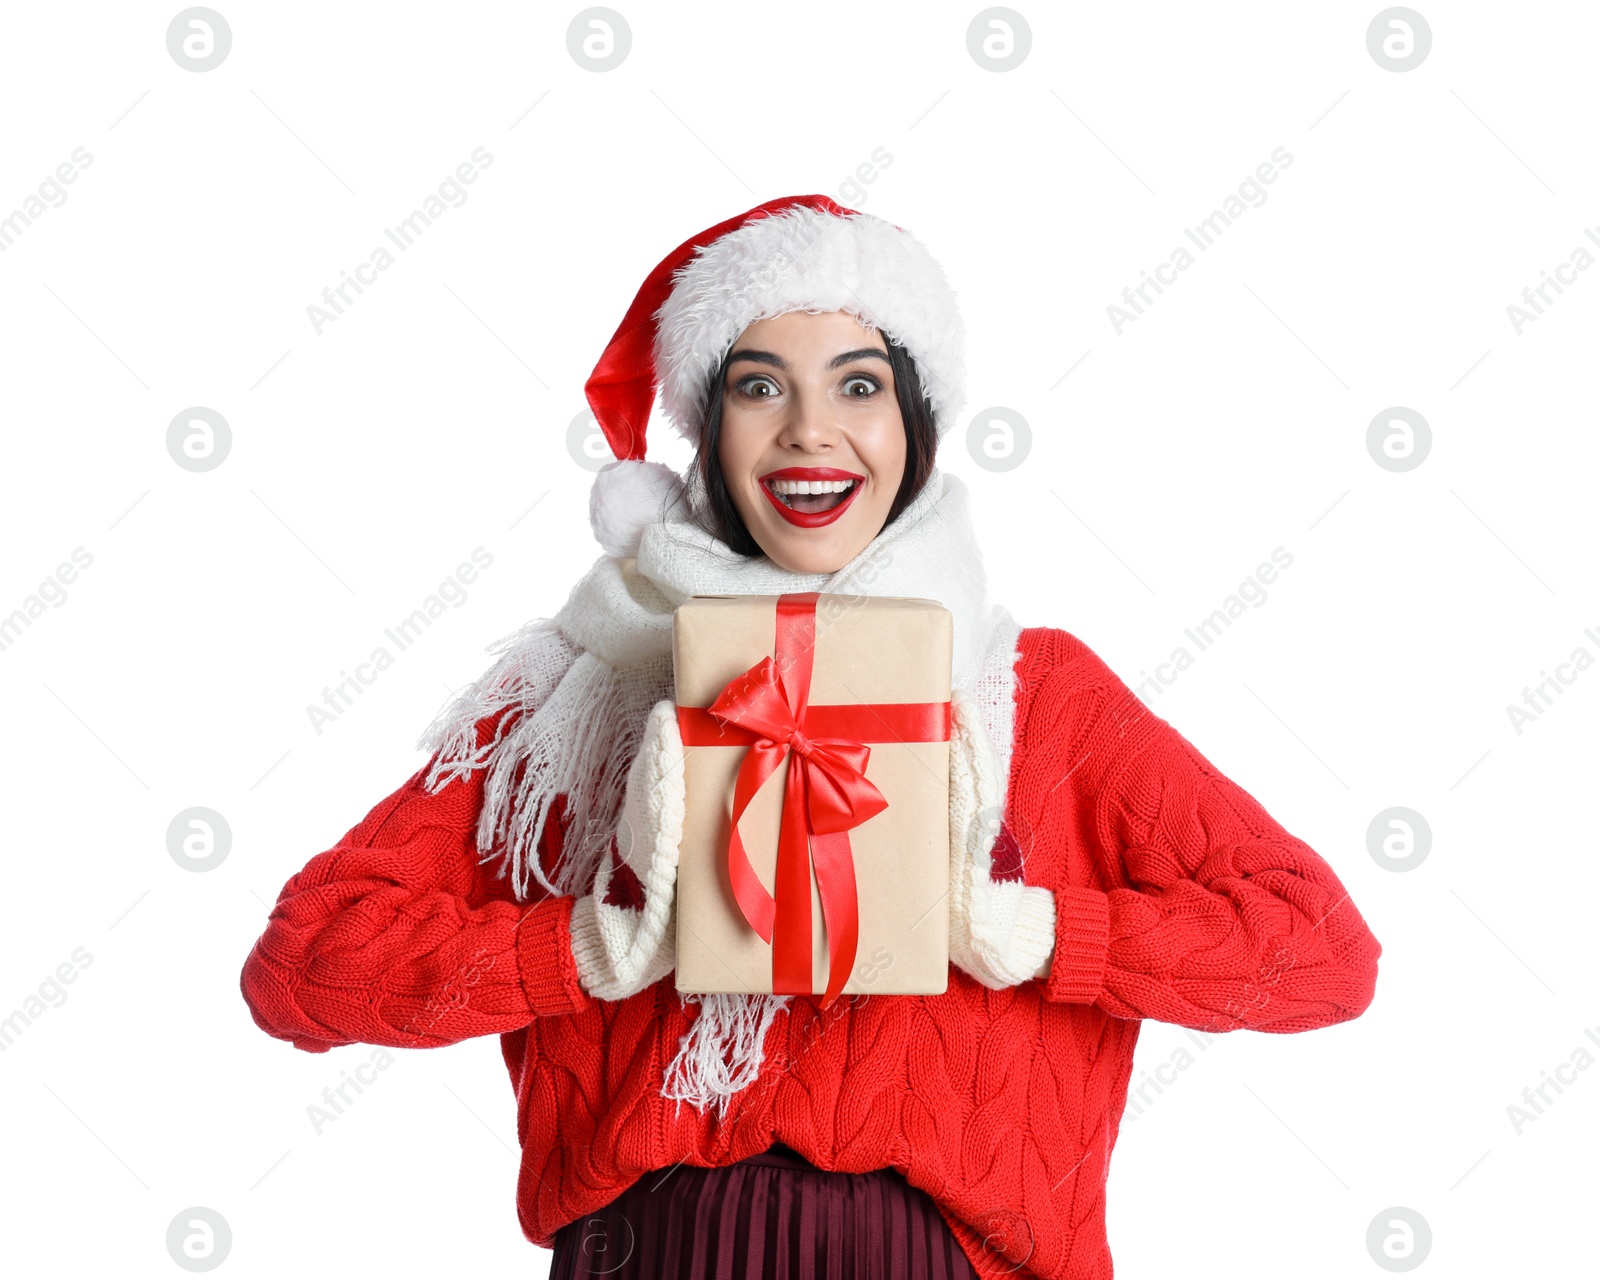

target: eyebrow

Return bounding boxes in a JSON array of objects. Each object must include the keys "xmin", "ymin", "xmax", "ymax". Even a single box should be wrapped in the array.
[{"xmin": 726, "ymin": 346, "xmax": 891, "ymax": 372}]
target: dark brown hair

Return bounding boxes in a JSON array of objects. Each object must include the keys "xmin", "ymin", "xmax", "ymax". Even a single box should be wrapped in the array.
[{"xmin": 691, "ymin": 330, "xmax": 939, "ymax": 556}]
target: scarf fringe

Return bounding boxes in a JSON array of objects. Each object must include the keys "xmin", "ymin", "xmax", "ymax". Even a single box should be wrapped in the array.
[
  {"xmin": 418, "ymin": 620, "xmax": 672, "ymax": 902},
  {"xmin": 662, "ymin": 992, "xmax": 793, "ymax": 1121},
  {"xmin": 416, "ymin": 615, "xmax": 573, "ymax": 774}
]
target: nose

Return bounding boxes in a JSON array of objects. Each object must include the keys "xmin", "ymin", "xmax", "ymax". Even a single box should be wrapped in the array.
[{"xmin": 775, "ymin": 383, "xmax": 840, "ymax": 452}]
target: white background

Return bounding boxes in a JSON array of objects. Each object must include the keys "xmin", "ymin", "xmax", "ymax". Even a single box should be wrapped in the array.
[{"xmin": 1, "ymin": 1, "xmax": 1595, "ymax": 1276}]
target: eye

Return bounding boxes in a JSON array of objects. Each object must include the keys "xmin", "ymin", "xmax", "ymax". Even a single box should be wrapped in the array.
[
  {"xmin": 842, "ymin": 374, "xmax": 881, "ymax": 397},
  {"xmin": 735, "ymin": 374, "xmax": 781, "ymax": 398}
]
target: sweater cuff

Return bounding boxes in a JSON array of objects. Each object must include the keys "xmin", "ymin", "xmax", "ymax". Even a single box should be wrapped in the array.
[
  {"xmin": 1046, "ymin": 885, "xmax": 1109, "ymax": 1004},
  {"xmin": 516, "ymin": 897, "xmax": 593, "ymax": 1017}
]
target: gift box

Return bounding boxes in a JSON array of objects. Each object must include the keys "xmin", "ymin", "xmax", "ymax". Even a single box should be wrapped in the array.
[{"xmin": 672, "ymin": 591, "xmax": 952, "ymax": 1007}]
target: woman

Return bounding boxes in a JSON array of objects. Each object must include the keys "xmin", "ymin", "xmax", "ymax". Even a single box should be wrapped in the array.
[{"xmin": 240, "ymin": 195, "xmax": 1383, "ymax": 1279}]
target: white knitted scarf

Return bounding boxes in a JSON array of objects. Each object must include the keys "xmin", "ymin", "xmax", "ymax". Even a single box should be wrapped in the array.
[{"xmin": 417, "ymin": 465, "xmax": 1023, "ymax": 1118}]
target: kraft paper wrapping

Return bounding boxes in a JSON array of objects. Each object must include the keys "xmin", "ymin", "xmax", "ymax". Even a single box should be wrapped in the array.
[{"xmin": 673, "ymin": 594, "xmax": 952, "ymax": 997}]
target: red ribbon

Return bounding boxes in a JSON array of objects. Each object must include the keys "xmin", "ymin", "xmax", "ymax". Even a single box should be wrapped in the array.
[{"xmin": 676, "ymin": 592, "xmax": 951, "ymax": 1009}]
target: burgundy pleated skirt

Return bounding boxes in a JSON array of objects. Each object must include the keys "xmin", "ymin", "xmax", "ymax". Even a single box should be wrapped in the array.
[{"xmin": 547, "ymin": 1142, "xmax": 980, "ymax": 1279}]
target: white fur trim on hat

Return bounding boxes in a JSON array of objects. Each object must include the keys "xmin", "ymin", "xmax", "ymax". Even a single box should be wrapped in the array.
[
  {"xmin": 589, "ymin": 459, "xmax": 689, "ymax": 559},
  {"xmin": 652, "ymin": 205, "xmax": 966, "ymax": 448}
]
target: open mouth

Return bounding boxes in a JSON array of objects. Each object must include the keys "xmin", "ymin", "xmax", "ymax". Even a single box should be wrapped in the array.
[{"xmin": 759, "ymin": 468, "xmax": 865, "ymax": 528}]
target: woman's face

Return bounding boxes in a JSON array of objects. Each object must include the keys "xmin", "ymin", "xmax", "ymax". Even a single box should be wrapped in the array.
[{"xmin": 716, "ymin": 309, "xmax": 907, "ymax": 575}]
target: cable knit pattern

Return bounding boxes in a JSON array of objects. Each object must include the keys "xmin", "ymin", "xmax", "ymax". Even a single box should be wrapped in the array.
[{"xmin": 241, "ymin": 627, "xmax": 1381, "ymax": 1278}]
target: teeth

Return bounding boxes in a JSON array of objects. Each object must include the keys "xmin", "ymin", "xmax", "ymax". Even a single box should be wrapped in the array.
[{"xmin": 769, "ymin": 478, "xmax": 856, "ymax": 495}]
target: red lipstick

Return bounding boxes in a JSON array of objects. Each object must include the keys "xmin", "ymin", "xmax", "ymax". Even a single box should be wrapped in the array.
[{"xmin": 759, "ymin": 467, "xmax": 865, "ymax": 529}]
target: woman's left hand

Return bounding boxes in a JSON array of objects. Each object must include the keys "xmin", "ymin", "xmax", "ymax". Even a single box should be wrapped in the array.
[{"xmin": 947, "ymin": 688, "xmax": 1057, "ymax": 989}]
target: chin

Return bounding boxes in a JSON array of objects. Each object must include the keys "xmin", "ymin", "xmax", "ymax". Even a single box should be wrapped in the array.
[
  {"xmin": 759, "ymin": 523, "xmax": 874, "ymax": 575},
  {"xmin": 771, "ymin": 546, "xmax": 851, "ymax": 575}
]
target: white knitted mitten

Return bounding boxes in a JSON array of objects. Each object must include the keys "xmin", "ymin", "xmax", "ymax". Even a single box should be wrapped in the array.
[
  {"xmin": 568, "ymin": 699, "xmax": 684, "ymax": 1001},
  {"xmin": 948, "ymin": 687, "xmax": 1057, "ymax": 989}
]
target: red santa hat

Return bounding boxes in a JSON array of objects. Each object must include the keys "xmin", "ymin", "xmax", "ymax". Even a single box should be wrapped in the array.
[{"xmin": 582, "ymin": 194, "xmax": 967, "ymax": 557}]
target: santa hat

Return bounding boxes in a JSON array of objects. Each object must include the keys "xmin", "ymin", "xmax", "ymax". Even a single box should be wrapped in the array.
[{"xmin": 582, "ymin": 194, "xmax": 967, "ymax": 558}]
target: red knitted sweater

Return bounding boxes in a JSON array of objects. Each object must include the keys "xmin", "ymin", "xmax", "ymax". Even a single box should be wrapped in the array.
[{"xmin": 240, "ymin": 626, "xmax": 1381, "ymax": 1279}]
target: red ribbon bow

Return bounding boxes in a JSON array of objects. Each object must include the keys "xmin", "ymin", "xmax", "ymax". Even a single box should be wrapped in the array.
[{"xmin": 676, "ymin": 593, "xmax": 951, "ymax": 1009}]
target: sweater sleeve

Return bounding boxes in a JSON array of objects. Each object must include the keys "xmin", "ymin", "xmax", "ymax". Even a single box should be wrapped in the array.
[
  {"xmin": 1024, "ymin": 634, "xmax": 1381, "ymax": 1033},
  {"xmin": 239, "ymin": 718, "xmax": 593, "ymax": 1054}
]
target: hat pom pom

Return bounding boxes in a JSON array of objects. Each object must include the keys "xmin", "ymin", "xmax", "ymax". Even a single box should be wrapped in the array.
[{"xmin": 589, "ymin": 459, "xmax": 689, "ymax": 559}]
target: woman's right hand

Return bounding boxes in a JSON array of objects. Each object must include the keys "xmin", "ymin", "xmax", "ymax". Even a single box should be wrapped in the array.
[{"xmin": 568, "ymin": 698, "xmax": 685, "ymax": 1001}]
